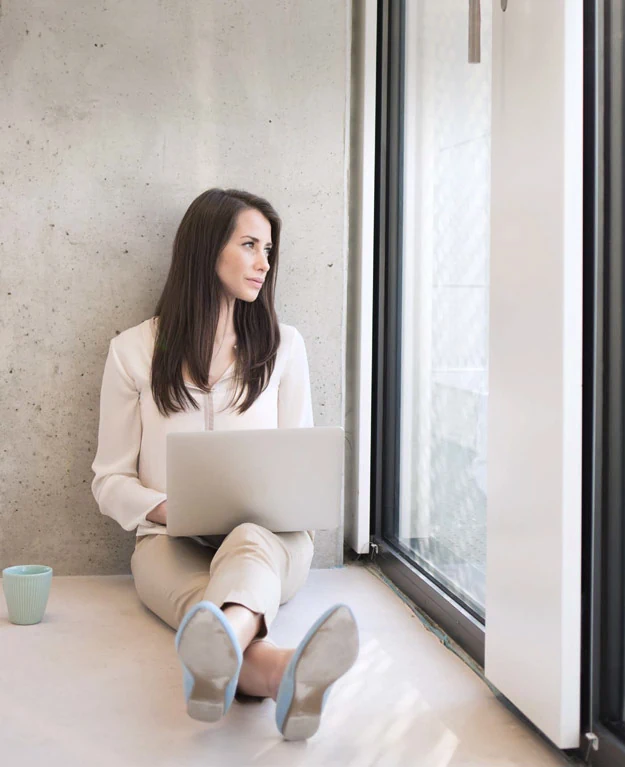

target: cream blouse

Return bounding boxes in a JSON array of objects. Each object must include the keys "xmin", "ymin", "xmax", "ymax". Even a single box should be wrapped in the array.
[{"xmin": 91, "ymin": 317, "xmax": 315, "ymax": 543}]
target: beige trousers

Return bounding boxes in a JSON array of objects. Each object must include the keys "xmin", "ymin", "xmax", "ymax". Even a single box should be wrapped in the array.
[{"xmin": 130, "ymin": 523, "xmax": 315, "ymax": 640}]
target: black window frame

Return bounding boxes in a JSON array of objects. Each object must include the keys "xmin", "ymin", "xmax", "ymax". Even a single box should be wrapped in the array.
[{"xmin": 583, "ymin": 1, "xmax": 625, "ymax": 764}]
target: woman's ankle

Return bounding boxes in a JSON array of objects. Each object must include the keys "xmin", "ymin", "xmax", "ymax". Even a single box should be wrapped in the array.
[
  {"xmin": 267, "ymin": 647, "xmax": 295, "ymax": 701},
  {"xmin": 237, "ymin": 642, "xmax": 293, "ymax": 700},
  {"xmin": 221, "ymin": 603, "xmax": 263, "ymax": 650},
  {"xmin": 237, "ymin": 642, "xmax": 277, "ymax": 698}
]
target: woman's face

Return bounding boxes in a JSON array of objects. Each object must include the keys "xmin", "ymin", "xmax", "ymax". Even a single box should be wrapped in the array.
[{"xmin": 216, "ymin": 208, "xmax": 273, "ymax": 302}]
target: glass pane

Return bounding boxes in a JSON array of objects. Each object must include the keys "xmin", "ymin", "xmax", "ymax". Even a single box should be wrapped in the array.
[{"xmin": 391, "ymin": 0, "xmax": 492, "ymax": 620}]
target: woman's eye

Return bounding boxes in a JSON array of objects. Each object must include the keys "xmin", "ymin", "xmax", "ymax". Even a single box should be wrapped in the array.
[{"xmin": 243, "ymin": 242, "xmax": 271, "ymax": 258}]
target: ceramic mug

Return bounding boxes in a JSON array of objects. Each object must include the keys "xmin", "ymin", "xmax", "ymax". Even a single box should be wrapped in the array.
[{"xmin": 2, "ymin": 565, "xmax": 53, "ymax": 625}]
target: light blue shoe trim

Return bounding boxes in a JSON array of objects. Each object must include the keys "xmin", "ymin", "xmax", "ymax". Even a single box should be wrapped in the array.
[
  {"xmin": 175, "ymin": 601, "xmax": 243, "ymax": 720},
  {"xmin": 275, "ymin": 602, "xmax": 359, "ymax": 740}
]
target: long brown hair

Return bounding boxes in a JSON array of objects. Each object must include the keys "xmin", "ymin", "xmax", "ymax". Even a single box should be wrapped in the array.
[{"xmin": 151, "ymin": 188, "xmax": 281, "ymax": 418}]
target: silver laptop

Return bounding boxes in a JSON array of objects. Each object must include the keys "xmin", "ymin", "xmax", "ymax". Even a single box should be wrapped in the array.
[{"xmin": 165, "ymin": 426, "xmax": 344, "ymax": 537}]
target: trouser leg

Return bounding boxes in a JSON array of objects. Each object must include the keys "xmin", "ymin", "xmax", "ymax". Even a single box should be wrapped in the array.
[
  {"xmin": 202, "ymin": 522, "xmax": 315, "ymax": 639},
  {"xmin": 130, "ymin": 524, "xmax": 314, "ymax": 636}
]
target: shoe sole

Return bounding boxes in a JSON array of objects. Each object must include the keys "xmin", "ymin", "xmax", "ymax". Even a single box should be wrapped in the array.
[
  {"xmin": 279, "ymin": 605, "xmax": 359, "ymax": 741},
  {"xmin": 177, "ymin": 608, "xmax": 240, "ymax": 722}
]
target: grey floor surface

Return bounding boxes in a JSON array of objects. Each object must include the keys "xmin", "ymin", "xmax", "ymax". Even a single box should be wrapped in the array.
[{"xmin": 0, "ymin": 562, "xmax": 574, "ymax": 767}]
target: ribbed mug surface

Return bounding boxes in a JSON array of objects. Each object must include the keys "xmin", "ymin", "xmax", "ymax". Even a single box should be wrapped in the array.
[{"xmin": 2, "ymin": 565, "xmax": 53, "ymax": 625}]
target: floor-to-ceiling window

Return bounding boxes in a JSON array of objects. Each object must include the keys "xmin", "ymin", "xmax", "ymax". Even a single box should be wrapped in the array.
[
  {"xmin": 396, "ymin": 0, "xmax": 491, "ymax": 620},
  {"xmin": 371, "ymin": 0, "xmax": 625, "ymax": 759},
  {"xmin": 373, "ymin": 0, "xmax": 490, "ymax": 661}
]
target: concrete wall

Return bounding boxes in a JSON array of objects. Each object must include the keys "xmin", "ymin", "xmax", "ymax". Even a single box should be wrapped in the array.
[{"xmin": 0, "ymin": 0, "xmax": 351, "ymax": 574}]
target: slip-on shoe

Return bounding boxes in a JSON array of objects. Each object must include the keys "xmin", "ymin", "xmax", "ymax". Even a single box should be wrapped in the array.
[
  {"xmin": 175, "ymin": 600, "xmax": 243, "ymax": 722},
  {"xmin": 275, "ymin": 603, "xmax": 359, "ymax": 740}
]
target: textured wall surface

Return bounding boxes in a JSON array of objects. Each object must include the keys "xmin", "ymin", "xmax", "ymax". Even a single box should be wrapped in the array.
[{"xmin": 1, "ymin": 1, "xmax": 350, "ymax": 574}]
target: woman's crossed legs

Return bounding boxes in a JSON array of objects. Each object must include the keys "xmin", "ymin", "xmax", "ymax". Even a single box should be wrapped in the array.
[{"xmin": 130, "ymin": 522, "xmax": 315, "ymax": 702}]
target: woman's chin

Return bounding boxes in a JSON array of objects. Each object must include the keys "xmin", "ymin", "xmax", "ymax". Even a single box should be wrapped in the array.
[
  {"xmin": 237, "ymin": 292, "xmax": 258, "ymax": 303},
  {"xmin": 240, "ymin": 285, "xmax": 262, "ymax": 300}
]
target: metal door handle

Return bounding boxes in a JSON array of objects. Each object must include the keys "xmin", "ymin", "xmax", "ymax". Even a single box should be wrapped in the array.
[{"xmin": 469, "ymin": 0, "xmax": 481, "ymax": 63}]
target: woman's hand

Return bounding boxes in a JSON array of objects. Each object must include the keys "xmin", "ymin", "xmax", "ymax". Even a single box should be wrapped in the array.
[{"xmin": 146, "ymin": 500, "xmax": 167, "ymax": 526}]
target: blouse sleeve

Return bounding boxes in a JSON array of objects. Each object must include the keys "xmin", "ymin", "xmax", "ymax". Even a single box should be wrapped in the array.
[
  {"xmin": 91, "ymin": 338, "xmax": 167, "ymax": 532},
  {"xmin": 278, "ymin": 328, "xmax": 314, "ymax": 429},
  {"xmin": 277, "ymin": 328, "xmax": 316, "ymax": 545}
]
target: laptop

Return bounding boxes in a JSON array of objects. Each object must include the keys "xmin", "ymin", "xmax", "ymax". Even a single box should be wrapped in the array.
[{"xmin": 165, "ymin": 426, "xmax": 345, "ymax": 537}]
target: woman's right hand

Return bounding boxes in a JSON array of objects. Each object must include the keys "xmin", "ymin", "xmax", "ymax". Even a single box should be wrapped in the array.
[{"xmin": 146, "ymin": 500, "xmax": 168, "ymax": 526}]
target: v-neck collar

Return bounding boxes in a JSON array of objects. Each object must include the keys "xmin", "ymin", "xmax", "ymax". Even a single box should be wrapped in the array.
[{"xmin": 183, "ymin": 360, "xmax": 236, "ymax": 391}]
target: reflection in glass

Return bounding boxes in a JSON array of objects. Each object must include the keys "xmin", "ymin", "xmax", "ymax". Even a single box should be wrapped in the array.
[{"xmin": 393, "ymin": 0, "xmax": 492, "ymax": 620}]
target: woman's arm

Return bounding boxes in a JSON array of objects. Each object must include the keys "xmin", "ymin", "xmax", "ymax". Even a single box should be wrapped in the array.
[
  {"xmin": 146, "ymin": 499, "xmax": 167, "ymax": 525},
  {"xmin": 91, "ymin": 338, "xmax": 167, "ymax": 531},
  {"xmin": 278, "ymin": 328, "xmax": 316, "ymax": 544},
  {"xmin": 277, "ymin": 328, "xmax": 314, "ymax": 429}
]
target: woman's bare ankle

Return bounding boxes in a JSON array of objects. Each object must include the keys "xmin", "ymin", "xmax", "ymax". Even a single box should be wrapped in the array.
[
  {"xmin": 237, "ymin": 642, "xmax": 294, "ymax": 700},
  {"xmin": 267, "ymin": 647, "xmax": 295, "ymax": 701}
]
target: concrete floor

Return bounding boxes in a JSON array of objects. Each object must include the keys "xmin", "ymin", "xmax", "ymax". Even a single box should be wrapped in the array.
[{"xmin": 0, "ymin": 562, "xmax": 573, "ymax": 767}]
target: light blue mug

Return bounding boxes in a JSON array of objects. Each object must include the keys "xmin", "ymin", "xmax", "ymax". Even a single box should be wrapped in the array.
[{"xmin": 2, "ymin": 565, "xmax": 53, "ymax": 625}]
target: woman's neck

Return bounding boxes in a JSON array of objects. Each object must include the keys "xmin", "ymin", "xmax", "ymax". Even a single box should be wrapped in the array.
[{"xmin": 216, "ymin": 296, "xmax": 237, "ymax": 348}]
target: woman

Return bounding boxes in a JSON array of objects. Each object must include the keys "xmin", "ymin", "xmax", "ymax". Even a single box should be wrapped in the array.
[{"xmin": 91, "ymin": 188, "xmax": 359, "ymax": 741}]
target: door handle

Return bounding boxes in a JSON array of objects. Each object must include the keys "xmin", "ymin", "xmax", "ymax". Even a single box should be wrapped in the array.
[{"xmin": 469, "ymin": 0, "xmax": 481, "ymax": 63}]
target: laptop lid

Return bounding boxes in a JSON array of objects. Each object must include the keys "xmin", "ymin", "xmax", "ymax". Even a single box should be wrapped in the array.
[{"xmin": 165, "ymin": 426, "xmax": 344, "ymax": 537}]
